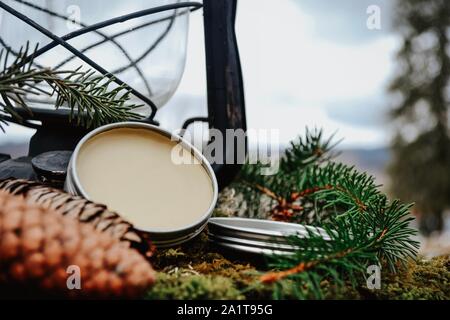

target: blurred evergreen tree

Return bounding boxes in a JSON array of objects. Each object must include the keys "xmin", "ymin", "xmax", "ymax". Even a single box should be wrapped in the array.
[{"xmin": 389, "ymin": 0, "xmax": 450, "ymax": 235}]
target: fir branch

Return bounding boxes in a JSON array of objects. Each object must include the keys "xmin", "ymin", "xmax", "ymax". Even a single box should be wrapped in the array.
[
  {"xmin": 281, "ymin": 127, "xmax": 340, "ymax": 172},
  {"xmin": 268, "ymin": 218, "xmax": 365, "ymax": 297},
  {"xmin": 260, "ymin": 199, "xmax": 418, "ymax": 299},
  {"xmin": 231, "ymin": 128, "xmax": 419, "ymax": 299},
  {"xmin": 0, "ymin": 43, "xmax": 143, "ymax": 129},
  {"xmin": 232, "ymin": 128, "xmax": 341, "ymax": 221}
]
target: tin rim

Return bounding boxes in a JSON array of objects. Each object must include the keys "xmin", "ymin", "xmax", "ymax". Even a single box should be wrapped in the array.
[
  {"xmin": 154, "ymin": 223, "xmax": 208, "ymax": 248},
  {"xmin": 208, "ymin": 217, "xmax": 331, "ymax": 240},
  {"xmin": 150, "ymin": 220, "xmax": 207, "ymax": 243},
  {"xmin": 208, "ymin": 232, "xmax": 300, "ymax": 251},
  {"xmin": 209, "ymin": 240, "xmax": 293, "ymax": 256},
  {"xmin": 69, "ymin": 121, "xmax": 219, "ymax": 237}
]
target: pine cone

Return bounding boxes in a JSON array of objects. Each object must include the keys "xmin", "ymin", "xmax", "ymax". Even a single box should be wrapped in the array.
[
  {"xmin": 0, "ymin": 179, "xmax": 154, "ymax": 257},
  {"xmin": 0, "ymin": 191, "xmax": 155, "ymax": 298}
]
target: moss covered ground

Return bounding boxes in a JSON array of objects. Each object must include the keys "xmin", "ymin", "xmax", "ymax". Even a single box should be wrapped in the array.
[{"xmin": 147, "ymin": 231, "xmax": 450, "ymax": 300}]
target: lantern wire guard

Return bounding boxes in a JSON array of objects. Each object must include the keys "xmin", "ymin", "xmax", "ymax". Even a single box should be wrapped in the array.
[{"xmin": 0, "ymin": 0, "xmax": 203, "ymax": 125}]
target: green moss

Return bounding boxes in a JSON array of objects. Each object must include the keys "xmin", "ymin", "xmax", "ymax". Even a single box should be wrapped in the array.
[
  {"xmin": 149, "ymin": 231, "xmax": 449, "ymax": 300},
  {"xmin": 146, "ymin": 272, "xmax": 244, "ymax": 300},
  {"xmin": 151, "ymin": 232, "xmax": 256, "ymax": 284},
  {"xmin": 374, "ymin": 256, "xmax": 450, "ymax": 300},
  {"xmin": 310, "ymin": 256, "xmax": 450, "ymax": 300}
]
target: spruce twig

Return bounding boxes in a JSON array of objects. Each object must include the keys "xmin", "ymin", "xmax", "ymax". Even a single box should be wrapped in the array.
[{"xmin": 0, "ymin": 43, "xmax": 143, "ymax": 129}]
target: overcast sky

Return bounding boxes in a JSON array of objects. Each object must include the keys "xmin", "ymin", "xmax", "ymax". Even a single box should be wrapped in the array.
[
  {"xmin": 0, "ymin": 0, "xmax": 399, "ymax": 151},
  {"xmin": 159, "ymin": 0, "xmax": 399, "ymax": 149}
]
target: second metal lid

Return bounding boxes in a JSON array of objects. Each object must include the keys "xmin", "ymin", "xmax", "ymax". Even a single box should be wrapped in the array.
[{"xmin": 208, "ymin": 217, "xmax": 331, "ymax": 241}]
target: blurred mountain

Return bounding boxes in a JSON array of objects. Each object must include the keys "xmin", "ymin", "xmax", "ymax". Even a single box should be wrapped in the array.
[
  {"xmin": 0, "ymin": 140, "xmax": 391, "ymax": 187},
  {"xmin": 336, "ymin": 147, "xmax": 390, "ymax": 186}
]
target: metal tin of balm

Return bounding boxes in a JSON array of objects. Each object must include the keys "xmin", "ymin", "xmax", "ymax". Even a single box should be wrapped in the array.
[{"xmin": 65, "ymin": 122, "xmax": 218, "ymax": 247}]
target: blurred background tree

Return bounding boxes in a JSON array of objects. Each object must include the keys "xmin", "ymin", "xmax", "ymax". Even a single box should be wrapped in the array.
[{"xmin": 389, "ymin": 0, "xmax": 450, "ymax": 235}]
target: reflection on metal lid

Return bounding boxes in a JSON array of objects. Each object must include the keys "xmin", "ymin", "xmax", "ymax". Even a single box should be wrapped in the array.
[{"xmin": 208, "ymin": 217, "xmax": 332, "ymax": 256}]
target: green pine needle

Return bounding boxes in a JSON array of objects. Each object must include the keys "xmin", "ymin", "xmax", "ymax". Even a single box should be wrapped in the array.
[{"xmin": 0, "ymin": 43, "xmax": 143, "ymax": 129}]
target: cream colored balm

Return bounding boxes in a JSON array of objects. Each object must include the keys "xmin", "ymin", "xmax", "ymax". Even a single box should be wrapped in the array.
[{"xmin": 76, "ymin": 128, "xmax": 214, "ymax": 231}]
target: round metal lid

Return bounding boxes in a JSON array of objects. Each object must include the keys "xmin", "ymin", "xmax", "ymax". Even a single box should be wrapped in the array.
[
  {"xmin": 207, "ymin": 217, "xmax": 332, "ymax": 256},
  {"xmin": 208, "ymin": 232, "xmax": 300, "ymax": 252},
  {"xmin": 210, "ymin": 240, "xmax": 293, "ymax": 256},
  {"xmin": 208, "ymin": 217, "xmax": 331, "ymax": 241}
]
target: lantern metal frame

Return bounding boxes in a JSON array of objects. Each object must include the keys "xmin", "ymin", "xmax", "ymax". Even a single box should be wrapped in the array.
[{"xmin": 0, "ymin": 0, "xmax": 247, "ymax": 189}]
